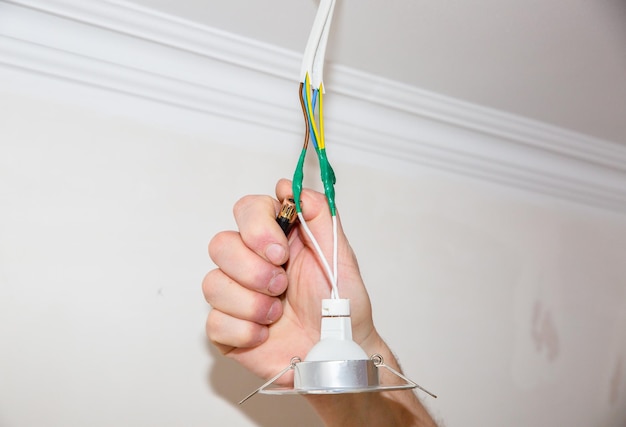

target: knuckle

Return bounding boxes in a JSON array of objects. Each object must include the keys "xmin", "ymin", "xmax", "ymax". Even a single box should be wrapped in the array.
[
  {"xmin": 206, "ymin": 319, "xmax": 234, "ymax": 356},
  {"xmin": 205, "ymin": 310, "xmax": 267, "ymax": 349},
  {"xmin": 233, "ymin": 194, "xmax": 274, "ymax": 216},
  {"xmin": 205, "ymin": 310, "xmax": 221, "ymax": 342},
  {"xmin": 201, "ymin": 269, "xmax": 222, "ymax": 304},
  {"xmin": 247, "ymin": 268, "xmax": 268, "ymax": 288},
  {"xmin": 208, "ymin": 231, "xmax": 233, "ymax": 262},
  {"xmin": 239, "ymin": 323, "xmax": 267, "ymax": 348},
  {"xmin": 233, "ymin": 194, "xmax": 253, "ymax": 215},
  {"xmin": 248, "ymin": 294, "xmax": 274, "ymax": 324}
]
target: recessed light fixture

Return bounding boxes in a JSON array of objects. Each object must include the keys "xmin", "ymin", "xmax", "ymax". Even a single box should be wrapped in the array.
[{"xmin": 241, "ymin": 0, "xmax": 436, "ymax": 404}]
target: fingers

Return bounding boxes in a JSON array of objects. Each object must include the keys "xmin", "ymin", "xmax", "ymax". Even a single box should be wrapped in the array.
[
  {"xmin": 233, "ymin": 195, "xmax": 289, "ymax": 266},
  {"xmin": 208, "ymin": 230, "xmax": 288, "ymax": 296},
  {"xmin": 206, "ymin": 309, "xmax": 269, "ymax": 352},
  {"xmin": 202, "ymin": 268, "xmax": 282, "ymax": 352},
  {"xmin": 202, "ymin": 269, "xmax": 283, "ymax": 325},
  {"xmin": 204, "ymin": 180, "xmax": 351, "ymax": 355},
  {"xmin": 205, "ymin": 206, "xmax": 286, "ymax": 352}
]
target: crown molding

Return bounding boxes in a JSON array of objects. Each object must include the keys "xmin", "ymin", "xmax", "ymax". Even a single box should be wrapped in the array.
[{"xmin": 1, "ymin": 0, "xmax": 626, "ymax": 212}]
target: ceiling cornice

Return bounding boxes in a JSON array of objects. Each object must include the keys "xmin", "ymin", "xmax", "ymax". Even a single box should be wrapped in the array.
[{"xmin": 2, "ymin": 0, "xmax": 626, "ymax": 212}]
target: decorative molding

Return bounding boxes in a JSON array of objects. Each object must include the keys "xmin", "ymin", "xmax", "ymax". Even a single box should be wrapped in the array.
[{"xmin": 1, "ymin": 0, "xmax": 626, "ymax": 212}]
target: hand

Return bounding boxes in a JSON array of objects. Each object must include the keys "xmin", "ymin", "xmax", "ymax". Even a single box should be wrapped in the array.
[
  {"xmin": 203, "ymin": 179, "xmax": 438, "ymax": 426},
  {"xmin": 202, "ymin": 179, "xmax": 379, "ymax": 382}
]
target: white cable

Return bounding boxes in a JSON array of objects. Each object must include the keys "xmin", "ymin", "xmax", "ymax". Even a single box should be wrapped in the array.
[
  {"xmin": 297, "ymin": 212, "xmax": 339, "ymax": 299},
  {"xmin": 311, "ymin": 0, "xmax": 336, "ymax": 90},
  {"xmin": 300, "ymin": 0, "xmax": 337, "ymax": 88},
  {"xmin": 332, "ymin": 215, "xmax": 338, "ymax": 299},
  {"xmin": 300, "ymin": 0, "xmax": 329, "ymax": 81}
]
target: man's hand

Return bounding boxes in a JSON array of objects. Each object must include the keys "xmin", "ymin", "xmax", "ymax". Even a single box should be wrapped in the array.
[
  {"xmin": 202, "ymin": 179, "xmax": 437, "ymax": 426},
  {"xmin": 203, "ymin": 179, "xmax": 377, "ymax": 382}
]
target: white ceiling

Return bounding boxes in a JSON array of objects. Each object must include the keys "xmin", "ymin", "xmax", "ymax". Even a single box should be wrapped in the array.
[{"xmin": 132, "ymin": 0, "xmax": 626, "ymax": 144}]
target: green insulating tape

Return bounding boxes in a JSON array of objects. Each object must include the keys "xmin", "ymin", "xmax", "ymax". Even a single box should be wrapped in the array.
[
  {"xmin": 292, "ymin": 148, "xmax": 307, "ymax": 213},
  {"xmin": 317, "ymin": 148, "xmax": 336, "ymax": 216}
]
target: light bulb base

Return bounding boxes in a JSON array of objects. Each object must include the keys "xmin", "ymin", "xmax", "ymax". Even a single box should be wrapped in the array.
[{"xmin": 304, "ymin": 299, "xmax": 369, "ymax": 361}]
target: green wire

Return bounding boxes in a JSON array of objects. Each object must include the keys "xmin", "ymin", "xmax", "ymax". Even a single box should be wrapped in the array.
[
  {"xmin": 294, "ymin": 81, "xmax": 337, "ymax": 217},
  {"xmin": 292, "ymin": 148, "xmax": 307, "ymax": 213},
  {"xmin": 291, "ymin": 146, "xmax": 336, "ymax": 216},
  {"xmin": 317, "ymin": 148, "xmax": 336, "ymax": 216}
]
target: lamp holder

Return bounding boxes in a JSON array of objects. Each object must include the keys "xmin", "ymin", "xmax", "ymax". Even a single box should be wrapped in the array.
[{"xmin": 238, "ymin": 299, "xmax": 437, "ymax": 404}]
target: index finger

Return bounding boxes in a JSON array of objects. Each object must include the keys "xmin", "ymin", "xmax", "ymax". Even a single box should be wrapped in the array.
[{"xmin": 233, "ymin": 194, "xmax": 290, "ymax": 266}]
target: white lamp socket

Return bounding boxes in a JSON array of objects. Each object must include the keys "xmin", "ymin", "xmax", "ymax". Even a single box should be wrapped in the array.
[{"xmin": 304, "ymin": 299, "xmax": 368, "ymax": 362}]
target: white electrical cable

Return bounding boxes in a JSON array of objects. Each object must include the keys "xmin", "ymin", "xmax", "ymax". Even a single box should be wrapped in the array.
[
  {"xmin": 311, "ymin": 0, "xmax": 336, "ymax": 89},
  {"xmin": 297, "ymin": 212, "xmax": 339, "ymax": 299},
  {"xmin": 300, "ymin": 0, "xmax": 337, "ymax": 88},
  {"xmin": 332, "ymin": 215, "xmax": 338, "ymax": 299}
]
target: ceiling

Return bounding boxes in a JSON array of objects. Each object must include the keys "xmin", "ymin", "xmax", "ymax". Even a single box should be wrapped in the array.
[{"xmin": 131, "ymin": 0, "xmax": 626, "ymax": 144}]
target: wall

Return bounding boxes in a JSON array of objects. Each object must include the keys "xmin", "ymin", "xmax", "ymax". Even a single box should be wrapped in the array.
[{"xmin": 1, "ymin": 1, "xmax": 626, "ymax": 426}]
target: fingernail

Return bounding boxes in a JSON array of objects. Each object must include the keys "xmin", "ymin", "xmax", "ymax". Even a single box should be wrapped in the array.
[
  {"xmin": 267, "ymin": 271, "xmax": 287, "ymax": 295},
  {"xmin": 265, "ymin": 243, "xmax": 286, "ymax": 265},
  {"xmin": 266, "ymin": 300, "xmax": 282, "ymax": 323}
]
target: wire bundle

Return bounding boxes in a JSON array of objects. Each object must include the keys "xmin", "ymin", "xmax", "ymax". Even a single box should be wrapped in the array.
[{"xmin": 292, "ymin": 0, "xmax": 339, "ymax": 299}]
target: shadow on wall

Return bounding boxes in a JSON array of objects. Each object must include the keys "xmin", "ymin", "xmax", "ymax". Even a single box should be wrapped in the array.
[{"xmin": 206, "ymin": 343, "xmax": 322, "ymax": 427}]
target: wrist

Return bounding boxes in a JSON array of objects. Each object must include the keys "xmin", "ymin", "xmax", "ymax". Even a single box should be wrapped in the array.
[
  {"xmin": 357, "ymin": 328, "xmax": 386, "ymax": 358},
  {"xmin": 304, "ymin": 386, "xmax": 436, "ymax": 427}
]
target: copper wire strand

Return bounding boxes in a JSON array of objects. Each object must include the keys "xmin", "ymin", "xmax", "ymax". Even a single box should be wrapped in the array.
[{"xmin": 298, "ymin": 82, "xmax": 311, "ymax": 149}]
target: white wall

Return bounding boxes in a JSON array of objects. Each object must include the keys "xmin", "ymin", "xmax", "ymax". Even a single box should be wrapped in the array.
[
  {"xmin": 1, "ymin": 2, "xmax": 626, "ymax": 426},
  {"xmin": 0, "ymin": 86, "xmax": 321, "ymax": 426},
  {"xmin": 2, "ymin": 84, "xmax": 626, "ymax": 427}
]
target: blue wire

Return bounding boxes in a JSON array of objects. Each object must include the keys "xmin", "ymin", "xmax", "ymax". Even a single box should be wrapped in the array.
[{"xmin": 307, "ymin": 88, "xmax": 320, "ymax": 150}]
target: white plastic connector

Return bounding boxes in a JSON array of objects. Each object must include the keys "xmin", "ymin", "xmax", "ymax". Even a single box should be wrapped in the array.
[
  {"xmin": 304, "ymin": 299, "xmax": 368, "ymax": 362},
  {"xmin": 321, "ymin": 298, "xmax": 350, "ymax": 317}
]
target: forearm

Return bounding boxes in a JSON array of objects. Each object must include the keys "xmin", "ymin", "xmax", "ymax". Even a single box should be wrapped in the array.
[
  {"xmin": 306, "ymin": 390, "xmax": 435, "ymax": 427},
  {"xmin": 304, "ymin": 334, "xmax": 437, "ymax": 427}
]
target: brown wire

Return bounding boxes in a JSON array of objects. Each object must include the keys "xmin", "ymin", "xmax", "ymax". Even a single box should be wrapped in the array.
[{"xmin": 298, "ymin": 82, "xmax": 311, "ymax": 149}]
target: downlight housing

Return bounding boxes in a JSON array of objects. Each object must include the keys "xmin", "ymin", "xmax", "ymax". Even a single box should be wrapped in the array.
[{"xmin": 239, "ymin": 299, "xmax": 434, "ymax": 403}]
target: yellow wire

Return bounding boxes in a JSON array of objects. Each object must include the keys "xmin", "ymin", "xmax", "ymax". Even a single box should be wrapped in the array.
[
  {"xmin": 318, "ymin": 82, "xmax": 325, "ymax": 149},
  {"xmin": 305, "ymin": 73, "xmax": 322, "ymax": 150}
]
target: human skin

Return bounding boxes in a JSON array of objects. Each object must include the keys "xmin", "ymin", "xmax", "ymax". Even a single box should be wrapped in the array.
[{"xmin": 203, "ymin": 179, "xmax": 437, "ymax": 426}]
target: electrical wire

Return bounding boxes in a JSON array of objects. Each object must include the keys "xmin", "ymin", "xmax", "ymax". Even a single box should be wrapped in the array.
[
  {"xmin": 297, "ymin": 212, "xmax": 339, "ymax": 298},
  {"xmin": 292, "ymin": 0, "xmax": 339, "ymax": 299},
  {"xmin": 298, "ymin": 82, "xmax": 310, "ymax": 150},
  {"xmin": 296, "ymin": 75, "xmax": 338, "ymax": 298},
  {"xmin": 304, "ymin": 73, "xmax": 322, "ymax": 150},
  {"xmin": 332, "ymin": 215, "xmax": 338, "ymax": 299}
]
